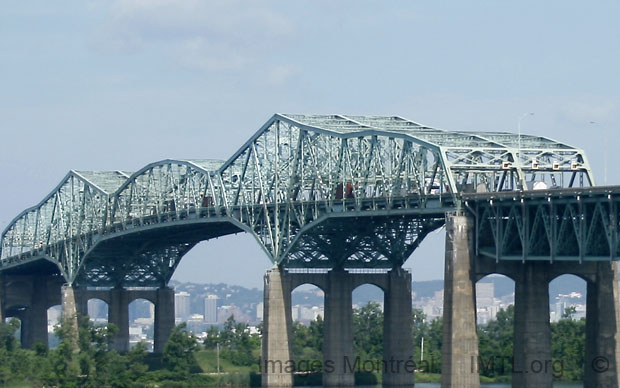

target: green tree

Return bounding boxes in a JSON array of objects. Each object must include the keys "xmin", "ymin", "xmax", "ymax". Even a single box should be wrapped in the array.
[
  {"xmin": 0, "ymin": 318, "xmax": 20, "ymax": 351},
  {"xmin": 353, "ymin": 302, "xmax": 384, "ymax": 360},
  {"xmin": 478, "ymin": 305, "xmax": 514, "ymax": 378},
  {"xmin": 291, "ymin": 318, "xmax": 323, "ymax": 370},
  {"xmin": 163, "ymin": 322, "xmax": 200, "ymax": 378},
  {"xmin": 203, "ymin": 325, "xmax": 221, "ymax": 349},
  {"xmin": 219, "ymin": 315, "xmax": 260, "ymax": 366},
  {"xmin": 552, "ymin": 317, "xmax": 585, "ymax": 381}
]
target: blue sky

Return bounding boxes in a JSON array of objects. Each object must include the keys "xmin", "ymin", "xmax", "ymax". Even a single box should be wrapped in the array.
[{"xmin": 1, "ymin": 1, "xmax": 619, "ymax": 287}]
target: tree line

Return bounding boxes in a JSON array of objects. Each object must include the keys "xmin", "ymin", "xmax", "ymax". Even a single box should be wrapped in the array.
[{"xmin": 0, "ymin": 303, "xmax": 585, "ymax": 387}]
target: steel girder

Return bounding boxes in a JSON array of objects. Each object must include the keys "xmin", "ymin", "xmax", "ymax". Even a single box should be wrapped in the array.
[
  {"xmin": 0, "ymin": 114, "xmax": 597, "ymax": 286},
  {"xmin": 465, "ymin": 187, "xmax": 620, "ymax": 262}
]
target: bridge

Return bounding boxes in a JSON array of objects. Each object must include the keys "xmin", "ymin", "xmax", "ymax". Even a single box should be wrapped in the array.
[{"xmin": 0, "ymin": 113, "xmax": 618, "ymax": 388}]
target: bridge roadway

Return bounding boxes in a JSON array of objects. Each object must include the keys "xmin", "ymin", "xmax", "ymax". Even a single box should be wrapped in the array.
[{"xmin": 0, "ymin": 114, "xmax": 618, "ymax": 388}]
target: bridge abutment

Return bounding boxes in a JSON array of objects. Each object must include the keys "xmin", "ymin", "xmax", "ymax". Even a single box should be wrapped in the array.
[{"xmin": 441, "ymin": 212, "xmax": 480, "ymax": 388}]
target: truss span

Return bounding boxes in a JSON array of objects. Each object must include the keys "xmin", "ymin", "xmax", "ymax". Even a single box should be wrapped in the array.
[{"xmin": 0, "ymin": 114, "xmax": 596, "ymax": 286}]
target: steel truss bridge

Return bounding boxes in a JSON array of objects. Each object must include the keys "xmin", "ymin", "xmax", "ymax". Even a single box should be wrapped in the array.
[{"xmin": 1, "ymin": 113, "xmax": 616, "ymax": 288}]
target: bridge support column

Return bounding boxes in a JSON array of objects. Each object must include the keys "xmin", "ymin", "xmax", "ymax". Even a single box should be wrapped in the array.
[
  {"xmin": 441, "ymin": 213, "xmax": 479, "ymax": 388},
  {"xmin": 584, "ymin": 261, "xmax": 620, "ymax": 388},
  {"xmin": 108, "ymin": 287, "xmax": 129, "ymax": 352},
  {"xmin": 383, "ymin": 268, "xmax": 414, "ymax": 386},
  {"xmin": 21, "ymin": 278, "xmax": 49, "ymax": 349},
  {"xmin": 154, "ymin": 287, "xmax": 175, "ymax": 353},
  {"xmin": 72, "ymin": 286, "xmax": 88, "ymax": 318},
  {"xmin": 512, "ymin": 262, "xmax": 552, "ymax": 388},
  {"xmin": 0, "ymin": 276, "xmax": 4, "ymax": 322},
  {"xmin": 61, "ymin": 284, "xmax": 80, "ymax": 350},
  {"xmin": 261, "ymin": 267, "xmax": 294, "ymax": 387},
  {"xmin": 324, "ymin": 268, "xmax": 355, "ymax": 387}
]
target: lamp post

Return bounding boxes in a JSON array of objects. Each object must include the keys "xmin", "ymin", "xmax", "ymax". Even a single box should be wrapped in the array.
[
  {"xmin": 517, "ymin": 112, "xmax": 535, "ymax": 165},
  {"xmin": 590, "ymin": 121, "xmax": 608, "ymax": 185}
]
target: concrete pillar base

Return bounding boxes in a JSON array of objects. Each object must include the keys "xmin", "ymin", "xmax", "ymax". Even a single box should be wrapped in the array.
[
  {"xmin": 261, "ymin": 268, "xmax": 294, "ymax": 388},
  {"xmin": 584, "ymin": 261, "xmax": 620, "ymax": 388},
  {"xmin": 441, "ymin": 213, "xmax": 480, "ymax": 388},
  {"xmin": 72, "ymin": 286, "xmax": 88, "ymax": 318},
  {"xmin": 108, "ymin": 287, "xmax": 129, "ymax": 352},
  {"xmin": 20, "ymin": 277, "xmax": 49, "ymax": 349},
  {"xmin": 512, "ymin": 263, "xmax": 552, "ymax": 388},
  {"xmin": 383, "ymin": 268, "xmax": 414, "ymax": 386},
  {"xmin": 0, "ymin": 276, "xmax": 4, "ymax": 322},
  {"xmin": 154, "ymin": 287, "xmax": 175, "ymax": 353},
  {"xmin": 323, "ymin": 268, "xmax": 354, "ymax": 387},
  {"xmin": 61, "ymin": 284, "xmax": 79, "ymax": 350}
]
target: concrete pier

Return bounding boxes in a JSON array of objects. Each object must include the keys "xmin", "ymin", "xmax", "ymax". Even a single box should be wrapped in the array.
[
  {"xmin": 73, "ymin": 286, "xmax": 89, "ymax": 317},
  {"xmin": 0, "ymin": 275, "xmax": 63, "ymax": 349},
  {"xmin": 324, "ymin": 268, "xmax": 355, "ymax": 387},
  {"xmin": 0, "ymin": 276, "xmax": 4, "ymax": 322},
  {"xmin": 261, "ymin": 267, "xmax": 294, "ymax": 387},
  {"xmin": 259, "ymin": 268, "xmax": 415, "ymax": 388},
  {"xmin": 441, "ymin": 213, "xmax": 479, "ymax": 388},
  {"xmin": 154, "ymin": 287, "xmax": 175, "ymax": 353},
  {"xmin": 383, "ymin": 268, "xmax": 414, "ymax": 386},
  {"xmin": 108, "ymin": 287, "xmax": 130, "ymax": 352},
  {"xmin": 584, "ymin": 262, "xmax": 620, "ymax": 388},
  {"xmin": 512, "ymin": 263, "xmax": 552, "ymax": 388},
  {"xmin": 22, "ymin": 281, "xmax": 49, "ymax": 349},
  {"xmin": 61, "ymin": 284, "xmax": 80, "ymax": 350}
]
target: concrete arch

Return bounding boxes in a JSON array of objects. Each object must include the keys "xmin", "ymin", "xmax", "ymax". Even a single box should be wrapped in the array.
[
  {"xmin": 351, "ymin": 275, "xmax": 388, "ymax": 293},
  {"xmin": 291, "ymin": 280, "xmax": 326, "ymax": 294},
  {"xmin": 352, "ymin": 282, "xmax": 385, "ymax": 297}
]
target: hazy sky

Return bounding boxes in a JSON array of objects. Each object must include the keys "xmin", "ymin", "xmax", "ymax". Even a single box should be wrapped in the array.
[{"xmin": 1, "ymin": 1, "xmax": 619, "ymax": 288}]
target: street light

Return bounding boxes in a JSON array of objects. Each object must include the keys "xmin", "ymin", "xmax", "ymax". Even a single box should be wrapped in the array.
[
  {"xmin": 517, "ymin": 112, "xmax": 535, "ymax": 165},
  {"xmin": 590, "ymin": 121, "xmax": 608, "ymax": 185}
]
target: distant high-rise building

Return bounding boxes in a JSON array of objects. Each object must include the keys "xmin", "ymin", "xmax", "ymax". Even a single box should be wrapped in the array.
[
  {"xmin": 291, "ymin": 306, "xmax": 300, "ymax": 321},
  {"xmin": 175, "ymin": 291, "xmax": 191, "ymax": 321},
  {"xmin": 256, "ymin": 302, "xmax": 264, "ymax": 320},
  {"xmin": 204, "ymin": 294, "xmax": 218, "ymax": 323},
  {"xmin": 476, "ymin": 282, "xmax": 494, "ymax": 308}
]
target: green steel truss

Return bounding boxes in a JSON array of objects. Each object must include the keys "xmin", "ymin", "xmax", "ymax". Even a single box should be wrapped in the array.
[
  {"xmin": 465, "ymin": 187, "xmax": 620, "ymax": 262},
  {"xmin": 0, "ymin": 114, "xmax": 596, "ymax": 286}
]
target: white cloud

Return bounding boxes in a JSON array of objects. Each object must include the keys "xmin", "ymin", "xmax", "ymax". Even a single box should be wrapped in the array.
[{"xmin": 94, "ymin": 0, "xmax": 293, "ymax": 72}]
